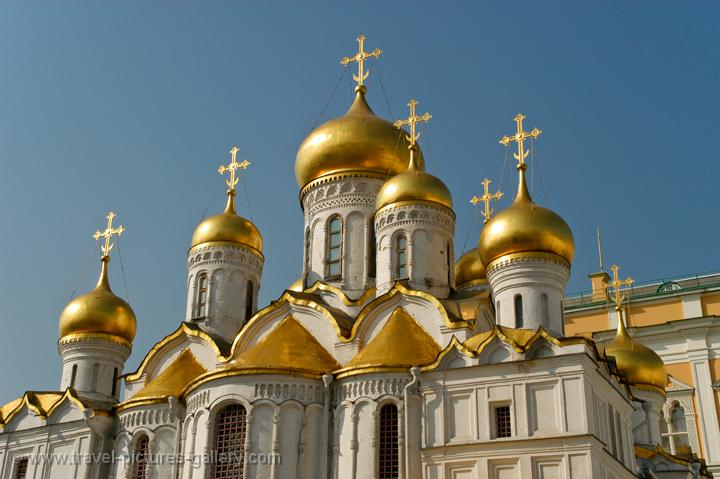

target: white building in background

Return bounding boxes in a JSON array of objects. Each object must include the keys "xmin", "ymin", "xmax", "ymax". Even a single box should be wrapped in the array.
[{"xmin": 0, "ymin": 36, "xmax": 712, "ymax": 479}]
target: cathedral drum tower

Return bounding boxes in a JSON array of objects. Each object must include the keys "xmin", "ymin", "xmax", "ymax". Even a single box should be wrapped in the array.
[
  {"xmin": 186, "ymin": 147, "xmax": 264, "ymax": 342},
  {"xmin": 479, "ymin": 114, "xmax": 574, "ymax": 336},
  {"xmin": 295, "ymin": 35, "xmax": 419, "ymax": 297},
  {"xmin": 58, "ymin": 212, "xmax": 136, "ymax": 403}
]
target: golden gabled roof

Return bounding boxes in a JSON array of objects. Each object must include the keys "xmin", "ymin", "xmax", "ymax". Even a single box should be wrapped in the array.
[
  {"xmin": 634, "ymin": 445, "xmax": 692, "ymax": 466},
  {"xmin": 127, "ymin": 349, "xmax": 207, "ymax": 404},
  {"xmin": 422, "ymin": 325, "xmax": 591, "ymax": 371},
  {"xmin": 228, "ymin": 316, "xmax": 340, "ymax": 376},
  {"xmin": 0, "ymin": 390, "xmax": 85, "ymax": 426},
  {"xmin": 337, "ymin": 308, "xmax": 440, "ymax": 377}
]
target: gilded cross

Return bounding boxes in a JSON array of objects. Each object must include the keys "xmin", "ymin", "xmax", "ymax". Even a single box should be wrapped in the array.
[
  {"xmin": 394, "ymin": 99, "xmax": 432, "ymax": 148},
  {"xmin": 470, "ymin": 178, "xmax": 504, "ymax": 223},
  {"xmin": 340, "ymin": 34, "xmax": 382, "ymax": 89},
  {"xmin": 93, "ymin": 212, "xmax": 125, "ymax": 257},
  {"xmin": 499, "ymin": 113, "xmax": 542, "ymax": 167},
  {"xmin": 218, "ymin": 146, "xmax": 250, "ymax": 191},
  {"xmin": 603, "ymin": 264, "xmax": 634, "ymax": 311}
]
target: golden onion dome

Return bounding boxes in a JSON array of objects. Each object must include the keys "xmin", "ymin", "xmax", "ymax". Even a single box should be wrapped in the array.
[
  {"xmin": 191, "ymin": 191, "xmax": 262, "ymax": 253},
  {"xmin": 375, "ymin": 147, "xmax": 452, "ymax": 211},
  {"xmin": 59, "ymin": 256, "xmax": 136, "ymax": 345},
  {"xmin": 604, "ymin": 317, "xmax": 667, "ymax": 393},
  {"xmin": 478, "ymin": 164, "xmax": 574, "ymax": 266},
  {"xmin": 455, "ymin": 247, "xmax": 486, "ymax": 288},
  {"xmin": 295, "ymin": 86, "xmax": 421, "ymax": 189}
]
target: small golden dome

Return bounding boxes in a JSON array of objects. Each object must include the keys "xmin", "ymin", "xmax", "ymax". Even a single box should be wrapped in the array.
[
  {"xmin": 478, "ymin": 165, "xmax": 574, "ymax": 266},
  {"xmin": 59, "ymin": 257, "xmax": 136, "ymax": 344},
  {"xmin": 295, "ymin": 87, "xmax": 421, "ymax": 188},
  {"xmin": 605, "ymin": 317, "xmax": 667, "ymax": 392},
  {"xmin": 375, "ymin": 147, "xmax": 452, "ymax": 211},
  {"xmin": 191, "ymin": 191, "xmax": 262, "ymax": 253},
  {"xmin": 455, "ymin": 248, "xmax": 486, "ymax": 288}
]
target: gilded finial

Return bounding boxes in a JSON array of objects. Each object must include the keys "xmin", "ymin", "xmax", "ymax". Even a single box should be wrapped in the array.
[
  {"xmin": 470, "ymin": 178, "xmax": 503, "ymax": 223},
  {"xmin": 394, "ymin": 98, "xmax": 431, "ymax": 170},
  {"xmin": 499, "ymin": 113, "xmax": 542, "ymax": 171},
  {"xmin": 93, "ymin": 212, "xmax": 125, "ymax": 258},
  {"xmin": 218, "ymin": 146, "xmax": 250, "ymax": 193},
  {"xmin": 340, "ymin": 34, "xmax": 382, "ymax": 92},
  {"xmin": 603, "ymin": 264, "xmax": 634, "ymax": 312}
]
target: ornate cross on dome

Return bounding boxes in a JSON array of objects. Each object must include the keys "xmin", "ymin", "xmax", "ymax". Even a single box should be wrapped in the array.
[
  {"xmin": 604, "ymin": 264, "xmax": 634, "ymax": 311},
  {"xmin": 218, "ymin": 146, "xmax": 250, "ymax": 192},
  {"xmin": 93, "ymin": 212, "xmax": 125, "ymax": 257},
  {"xmin": 394, "ymin": 99, "xmax": 432, "ymax": 149},
  {"xmin": 499, "ymin": 113, "xmax": 542, "ymax": 168},
  {"xmin": 470, "ymin": 178, "xmax": 503, "ymax": 223},
  {"xmin": 340, "ymin": 34, "xmax": 382, "ymax": 90}
]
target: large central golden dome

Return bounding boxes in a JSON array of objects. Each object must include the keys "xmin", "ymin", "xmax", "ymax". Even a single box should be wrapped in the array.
[
  {"xmin": 59, "ymin": 257, "xmax": 136, "ymax": 345},
  {"xmin": 295, "ymin": 87, "xmax": 421, "ymax": 188},
  {"xmin": 479, "ymin": 165, "xmax": 574, "ymax": 266}
]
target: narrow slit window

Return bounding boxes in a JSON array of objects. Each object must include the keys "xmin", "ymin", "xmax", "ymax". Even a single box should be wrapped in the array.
[
  {"xmin": 326, "ymin": 217, "xmax": 342, "ymax": 279},
  {"xmin": 245, "ymin": 281, "xmax": 254, "ymax": 322},
  {"xmin": 70, "ymin": 364, "xmax": 78, "ymax": 388},
  {"xmin": 514, "ymin": 294, "xmax": 524, "ymax": 328},
  {"xmin": 394, "ymin": 234, "xmax": 408, "ymax": 280},
  {"xmin": 195, "ymin": 273, "xmax": 209, "ymax": 318},
  {"xmin": 111, "ymin": 367, "xmax": 119, "ymax": 397}
]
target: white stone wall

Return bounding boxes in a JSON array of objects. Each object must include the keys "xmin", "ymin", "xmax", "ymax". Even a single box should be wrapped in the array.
[
  {"xmin": 181, "ymin": 375, "xmax": 328, "ymax": 479},
  {"xmin": 113, "ymin": 402, "xmax": 183, "ymax": 479},
  {"xmin": 486, "ymin": 256, "xmax": 570, "ymax": 336},
  {"xmin": 332, "ymin": 373, "xmax": 412, "ymax": 479},
  {"xmin": 420, "ymin": 354, "xmax": 636, "ymax": 477},
  {"xmin": 186, "ymin": 243, "xmax": 263, "ymax": 341},
  {"xmin": 301, "ymin": 176, "xmax": 383, "ymax": 296},
  {"xmin": 58, "ymin": 336, "xmax": 131, "ymax": 402},
  {"xmin": 374, "ymin": 202, "xmax": 455, "ymax": 297}
]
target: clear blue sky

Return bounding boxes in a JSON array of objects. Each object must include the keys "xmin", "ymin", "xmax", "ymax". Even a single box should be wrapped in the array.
[{"xmin": 1, "ymin": 1, "xmax": 718, "ymax": 405}]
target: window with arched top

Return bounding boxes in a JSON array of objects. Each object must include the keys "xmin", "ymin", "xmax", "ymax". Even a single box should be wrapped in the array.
[
  {"xmin": 661, "ymin": 402, "xmax": 691, "ymax": 455},
  {"xmin": 514, "ymin": 295, "xmax": 524, "ymax": 328},
  {"xmin": 111, "ymin": 367, "xmax": 119, "ymax": 397},
  {"xmin": 378, "ymin": 404, "xmax": 399, "ymax": 479},
  {"xmin": 195, "ymin": 273, "xmax": 209, "ymax": 318},
  {"xmin": 368, "ymin": 221, "xmax": 376, "ymax": 278},
  {"xmin": 70, "ymin": 364, "xmax": 77, "ymax": 388},
  {"xmin": 132, "ymin": 435, "xmax": 150, "ymax": 479},
  {"xmin": 326, "ymin": 216, "xmax": 343, "ymax": 279},
  {"xmin": 541, "ymin": 293, "xmax": 549, "ymax": 323},
  {"xmin": 304, "ymin": 228, "xmax": 312, "ymax": 272},
  {"xmin": 211, "ymin": 404, "xmax": 247, "ymax": 479},
  {"xmin": 394, "ymin": 234, "xmax": 408, "ymax": 280},
  {"xmin": 446, "ymin": 243, "xmax": 452, "ymax": 285},
  {"xmin": 245, "ymin": 281, "xmax": 254, "ymax": 322},
  {"xmin": 91, "ymin": 363, "xmax": 100, "ymax": 391}
]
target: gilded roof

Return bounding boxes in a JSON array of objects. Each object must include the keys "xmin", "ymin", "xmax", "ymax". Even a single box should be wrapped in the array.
[
  {"xmin": 228, "ymin": 316, "xmax": 340, "ymax": 375},
  {"xmin": 191, "ymin": 192, "xmax": 263, "ymax": 253},
  {"xmin": 604, "ymin": 319, "xmax": 668, "ymax": 393},
  {"xmin": 58, "ymin": 257, "xmax": 136, "ymax": 344},
  {"xmin": 0, "ymin": 389, "xmax": 85, "ymax": 426},
  {"xmin": 337, "ymin": 307, "xmax": 440, "ymax": 376},
  {"xmin": 127, "ymin": 349, "xmax": 207, "ymax": 404},
  {"xmin": 295, "ymin": 89, "xmax": 420, "ymax": 189}
]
